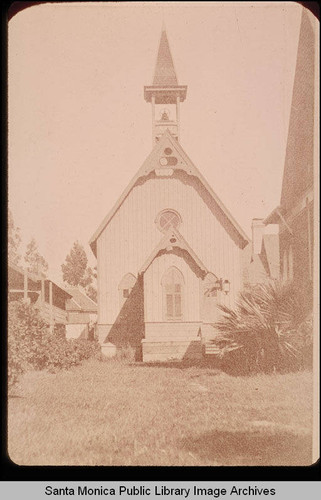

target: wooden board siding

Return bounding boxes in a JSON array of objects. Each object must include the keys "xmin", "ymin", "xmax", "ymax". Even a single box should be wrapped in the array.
[
  {"xmin": 66, "ymin": 324, "xmax": 89, "ymax": 340},
  {"xmin": 40, "ymin": 302, "xmax": 68, "ymax": 325},
  {"xmin": 97, "ymin": 175, "xmax": 243, "ymax": 325},
  {"xmin": 67, "ymin": 311, "xmax": 90, "ymax": 324},
  {"xmin": 145, "ymin": 322, "xmax": 201, "ymax": 341}
]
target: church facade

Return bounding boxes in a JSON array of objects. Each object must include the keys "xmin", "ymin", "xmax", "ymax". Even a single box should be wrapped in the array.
[{"xmin": 90, "ymin": 29, "xmax": 253, "ymax": 361}]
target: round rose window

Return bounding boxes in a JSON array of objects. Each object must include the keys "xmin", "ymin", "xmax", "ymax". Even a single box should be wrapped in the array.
[{"xmin": 156, "ymin": 209, "xmax": 182, "ymax": 233}]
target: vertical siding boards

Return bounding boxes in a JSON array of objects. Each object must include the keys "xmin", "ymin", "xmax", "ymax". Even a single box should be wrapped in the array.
[{"xmin": 97, "ymin": 175, "xmax": 244, "ymax": 325}]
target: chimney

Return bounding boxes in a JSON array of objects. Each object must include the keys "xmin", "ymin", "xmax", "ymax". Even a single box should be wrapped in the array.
[{"xmin": 251, "ymin": 218, "xmax": 265, "ymax": 256}]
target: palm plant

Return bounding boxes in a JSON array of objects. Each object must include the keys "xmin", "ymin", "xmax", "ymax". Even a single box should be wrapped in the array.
[{"xmin": 213, "ymin": 281, "xmax": 312, "ymax": 374}]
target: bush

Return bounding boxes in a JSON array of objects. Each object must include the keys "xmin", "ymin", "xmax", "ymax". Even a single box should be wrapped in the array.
[
  {"xmin": 8, "ymin": 301, "xmax": 49, "ymax": 387},
  {"xmin": 8, "ymin": 300, "xmax": 102, "ymax": 385},
  {"xmin": 44, "ymin": 337, "xmax": 101, "ymax": 372},
  {"xmin": 213, "ymin": 281, "xmax": 313, "ymax": 374}
]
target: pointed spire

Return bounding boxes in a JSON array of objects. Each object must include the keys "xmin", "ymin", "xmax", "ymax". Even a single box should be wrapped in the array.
[{"xmin": 153, "ymin": 29, "xmax": 178, "ymax": 86}]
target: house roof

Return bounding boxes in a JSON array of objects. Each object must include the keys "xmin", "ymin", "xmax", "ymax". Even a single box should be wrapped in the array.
[
  {"xmin": 263, "ymin": 206, "xmax": 283, "ymax": 225},
  {"xmin": 89, "ymin": 131, "xmax": 249, "ymax": 255},
  {"xmin": 65, "ymin": 287, "xmax": 97, "ymax": 312},
  {"xmin": 242, "ymin": 232, "xmax": 280, "ymax": 285},
  {"xmin": 8, "ymin": 262, "xmax": 72, "ymax": 298},
  {"xmin": 280, "ymin": 9, "xmax": 315, "ymax": 211},
  {"xmin": 265, "ymin": 9, "xmax": 315, "ymax": 222},
  {"xmin": 153, "ymin": 28, "xmax": 178, "ymax": 86},
  {"xmin": 139, "ymin": 226, "xmax": 212, "ymax": 278},
  {"xmin": 261, "ymin": 234, "xmax": 280, "ymax": 279}
]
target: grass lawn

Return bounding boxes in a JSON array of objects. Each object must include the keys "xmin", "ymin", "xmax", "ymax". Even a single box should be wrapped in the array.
[{"xmin": 8, "ymin": 358, "xmax": 314, "ymax": 466}]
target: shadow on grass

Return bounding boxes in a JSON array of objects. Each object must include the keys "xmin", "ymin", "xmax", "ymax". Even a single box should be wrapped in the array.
[
  {"xmin": 129, "ymin": 358, "xmax": 221, "ymax": 371},
  {"xmin": 180, "ymin": 428, "xmax": 312, "ymax": 466}
]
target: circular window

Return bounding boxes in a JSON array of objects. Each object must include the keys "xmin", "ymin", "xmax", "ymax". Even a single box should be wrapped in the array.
[
  {"xmin": 156, "ymin": 210, "xmax": 182, "ymax": 233},
  {"xmin": 164, "ymin": 147, "xmax": 173, "ymax": 155}
]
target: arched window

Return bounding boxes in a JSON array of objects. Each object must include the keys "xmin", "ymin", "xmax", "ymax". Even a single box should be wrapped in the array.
[
  {"xmin": 288, "ymin": 246, "xmax": 294, "ymax": 281},
  {"xmin": 118, "ymin": 273, "xmax": 136, "ymax": 308},
  {"xmin": 161, "ymin": 267, "xmax": 184, "ymax": 321},
  {"xmin": 155, "ymin": 209, "xmax": 182, "ymax": 233}
]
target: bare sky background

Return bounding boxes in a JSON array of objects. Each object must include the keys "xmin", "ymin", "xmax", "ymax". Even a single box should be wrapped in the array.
[{"xmin": 9, "ymin": 1, "xmax": 302, "ymax": 283}]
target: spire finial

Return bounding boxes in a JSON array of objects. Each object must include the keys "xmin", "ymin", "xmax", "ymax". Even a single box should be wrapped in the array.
[{"xmin": 153, "ymin": 26, "xmax": 178, "ymax": 86}]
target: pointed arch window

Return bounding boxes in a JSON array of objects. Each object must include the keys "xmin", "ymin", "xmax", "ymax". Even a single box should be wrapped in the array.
[
  {"xmin": 161, "ymin": 267, "xmax": 184, "ymax": 321},
  {"xmin": 118, "ymin": 273, "xmax": 136, "ymax": 308}
]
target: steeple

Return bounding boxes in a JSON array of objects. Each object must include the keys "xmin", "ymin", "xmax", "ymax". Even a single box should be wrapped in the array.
[
  {"xmin": 144, "ymin": 27, "xmax": 187, "ymax": 144},
  {"xmin": 153, "ymin": 29, "xmax": 178, "ymax": 86}
]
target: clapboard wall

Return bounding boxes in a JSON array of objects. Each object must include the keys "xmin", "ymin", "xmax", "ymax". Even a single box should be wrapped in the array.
[{"xmin": 97, "ymin": 173, "xmax": 244, "ymax": 326}]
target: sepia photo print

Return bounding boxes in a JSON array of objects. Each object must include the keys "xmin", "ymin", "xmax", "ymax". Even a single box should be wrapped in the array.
[{"xmin": 7, "ymin": 1, "xmax": 319, "ymax": 467}]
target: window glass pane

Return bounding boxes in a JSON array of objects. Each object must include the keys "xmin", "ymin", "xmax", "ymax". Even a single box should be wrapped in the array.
[
  {"xmin": 166, "ymin": 294, "xmax": 173, "ymax": 317},
  {"xmin": 158, "ymin": 211, "xmax": 180, "ymax": 232},
  {"xmin": 174, "ymin": 294, "xmax": 181, "ymax": 317},
  {"xmin": 174, "ymin": 284, "xmax": 181, "ymax": 293}
]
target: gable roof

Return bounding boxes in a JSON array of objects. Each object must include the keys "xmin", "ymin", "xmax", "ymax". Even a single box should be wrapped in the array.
[
  {"xmin": 153, "ymin": 29, "xmax": 178, "ymax": 86},
  {"xmin": 139, "ymin": 226, "xmax": 211, "ymax": 279},
  {"xmin": 65, "ymin": 287, "xmax": 97, "ymax": 312},
  {"xmin": 89, "ymin": 131, "xmax": 249, "ymax": 255},
  {"xmin": 261, "ymin": 234, "xmax": 280, "ymax": 279},
  {"xmin": 8, "ymin": 262, "xmax": 72, "ymax": 299},
  {"xmin": 280, "ymin": 9, "xmax": 315, "ymax": 211}
]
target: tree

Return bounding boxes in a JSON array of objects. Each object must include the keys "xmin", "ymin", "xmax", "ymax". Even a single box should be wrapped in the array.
[
  {"xmin": 8, "ymin": 209, "xmax": 21, "ymax": 265},
  {"xmin": 85, "ymin": 283, "xmax": 97, "ymax": 303},
  {"xmin": 62, "ymin": 243, "xmax": 97, "ymax": 301},
  {"xmin": 61, "ymin": 241, "xmax": 88, "ymax": 286},
  {"xmin": 24, "ymin": 238, "xmax": 48, "ymax": 275}
]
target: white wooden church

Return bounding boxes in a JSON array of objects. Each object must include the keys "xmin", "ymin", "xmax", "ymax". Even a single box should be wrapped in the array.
[{"xmin": 90, "ymin": 28, "xmax": 270, "ymax": 362}]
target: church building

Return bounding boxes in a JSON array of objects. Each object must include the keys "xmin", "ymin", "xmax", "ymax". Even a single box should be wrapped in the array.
[{"xmin": 90, "ymin": 28, "xmax": 254, "ymax": 361}]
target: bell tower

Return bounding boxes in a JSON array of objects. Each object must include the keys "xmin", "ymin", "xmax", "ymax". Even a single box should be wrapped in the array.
[{"xmin": 144, "ymin": 27, "xmax": 187, "ymax": 144}]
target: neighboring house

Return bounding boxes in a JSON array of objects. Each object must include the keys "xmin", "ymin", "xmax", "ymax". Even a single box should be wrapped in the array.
[
  {"xmin": 8, "ymin": 262, "xmax": 71, "ymax": 330},
  {"xmin": 65, "ymin": 288, "xmax": 97, "ymax": 340},
  {"xmin": 264, "ymin": 8, "xmax": 316, "ymax": 314},
  {"xmin": 89, "ymin": 28, "xmax": 258, "ymax": 362},
  {"xmin": 242, "ymin": 219, "xmax": 280, "ymax": 287}
]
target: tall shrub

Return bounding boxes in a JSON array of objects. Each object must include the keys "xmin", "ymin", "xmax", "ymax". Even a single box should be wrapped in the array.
[
  {"xmin": 8, "ymin": 300, "xmax": 102, "ymax": 387},
  {"xmin": 213, "ymin": 281, "xmax": 313, "ymax": 374},
  {"xmin": 8, "ymin": 300, "xmax": 49, "ymax": 387}
]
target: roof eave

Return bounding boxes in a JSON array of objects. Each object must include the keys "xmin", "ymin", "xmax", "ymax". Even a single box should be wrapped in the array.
[
  {"xmin": 144, "ymin": 85, "xmax": 187, "ymax": 103},
  {"xmin": 139, "ymin": 227, "xmax": 209, "ymax": 276},
  {"xmin": 89, "ymin": 130, "xmax": 250, "ymax": 250}
]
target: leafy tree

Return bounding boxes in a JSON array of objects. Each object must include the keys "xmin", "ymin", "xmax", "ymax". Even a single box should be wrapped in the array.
[
  {"xmin": 24, "ymin": 237, "xmax": 48, "ymax": 275},
  {"xmin": 61, "ymin": 241, "xmax": 88, "ymax": 286},
  {"xmin": 62, "ymin": 243, "xmax": 97, "ymax": 302},
  {"xmin": 85, "ymin": 284, "xmax": 97, "ymax": 303},
  {"xmin": 80, "ymin": 265, "xmax": 94, "ymax": 288},
  {"xmin": 213, "ymin": 281, "xmax": 312, "ymax": 374},
  {"xmin": 8, "ymin": 209, "xmax": 21, "ymax": 265}
]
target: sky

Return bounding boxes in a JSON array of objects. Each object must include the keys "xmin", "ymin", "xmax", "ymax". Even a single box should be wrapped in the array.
[{"xmin": 8, "ymin": 1, "xmax": 303, "ymax": 283}]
